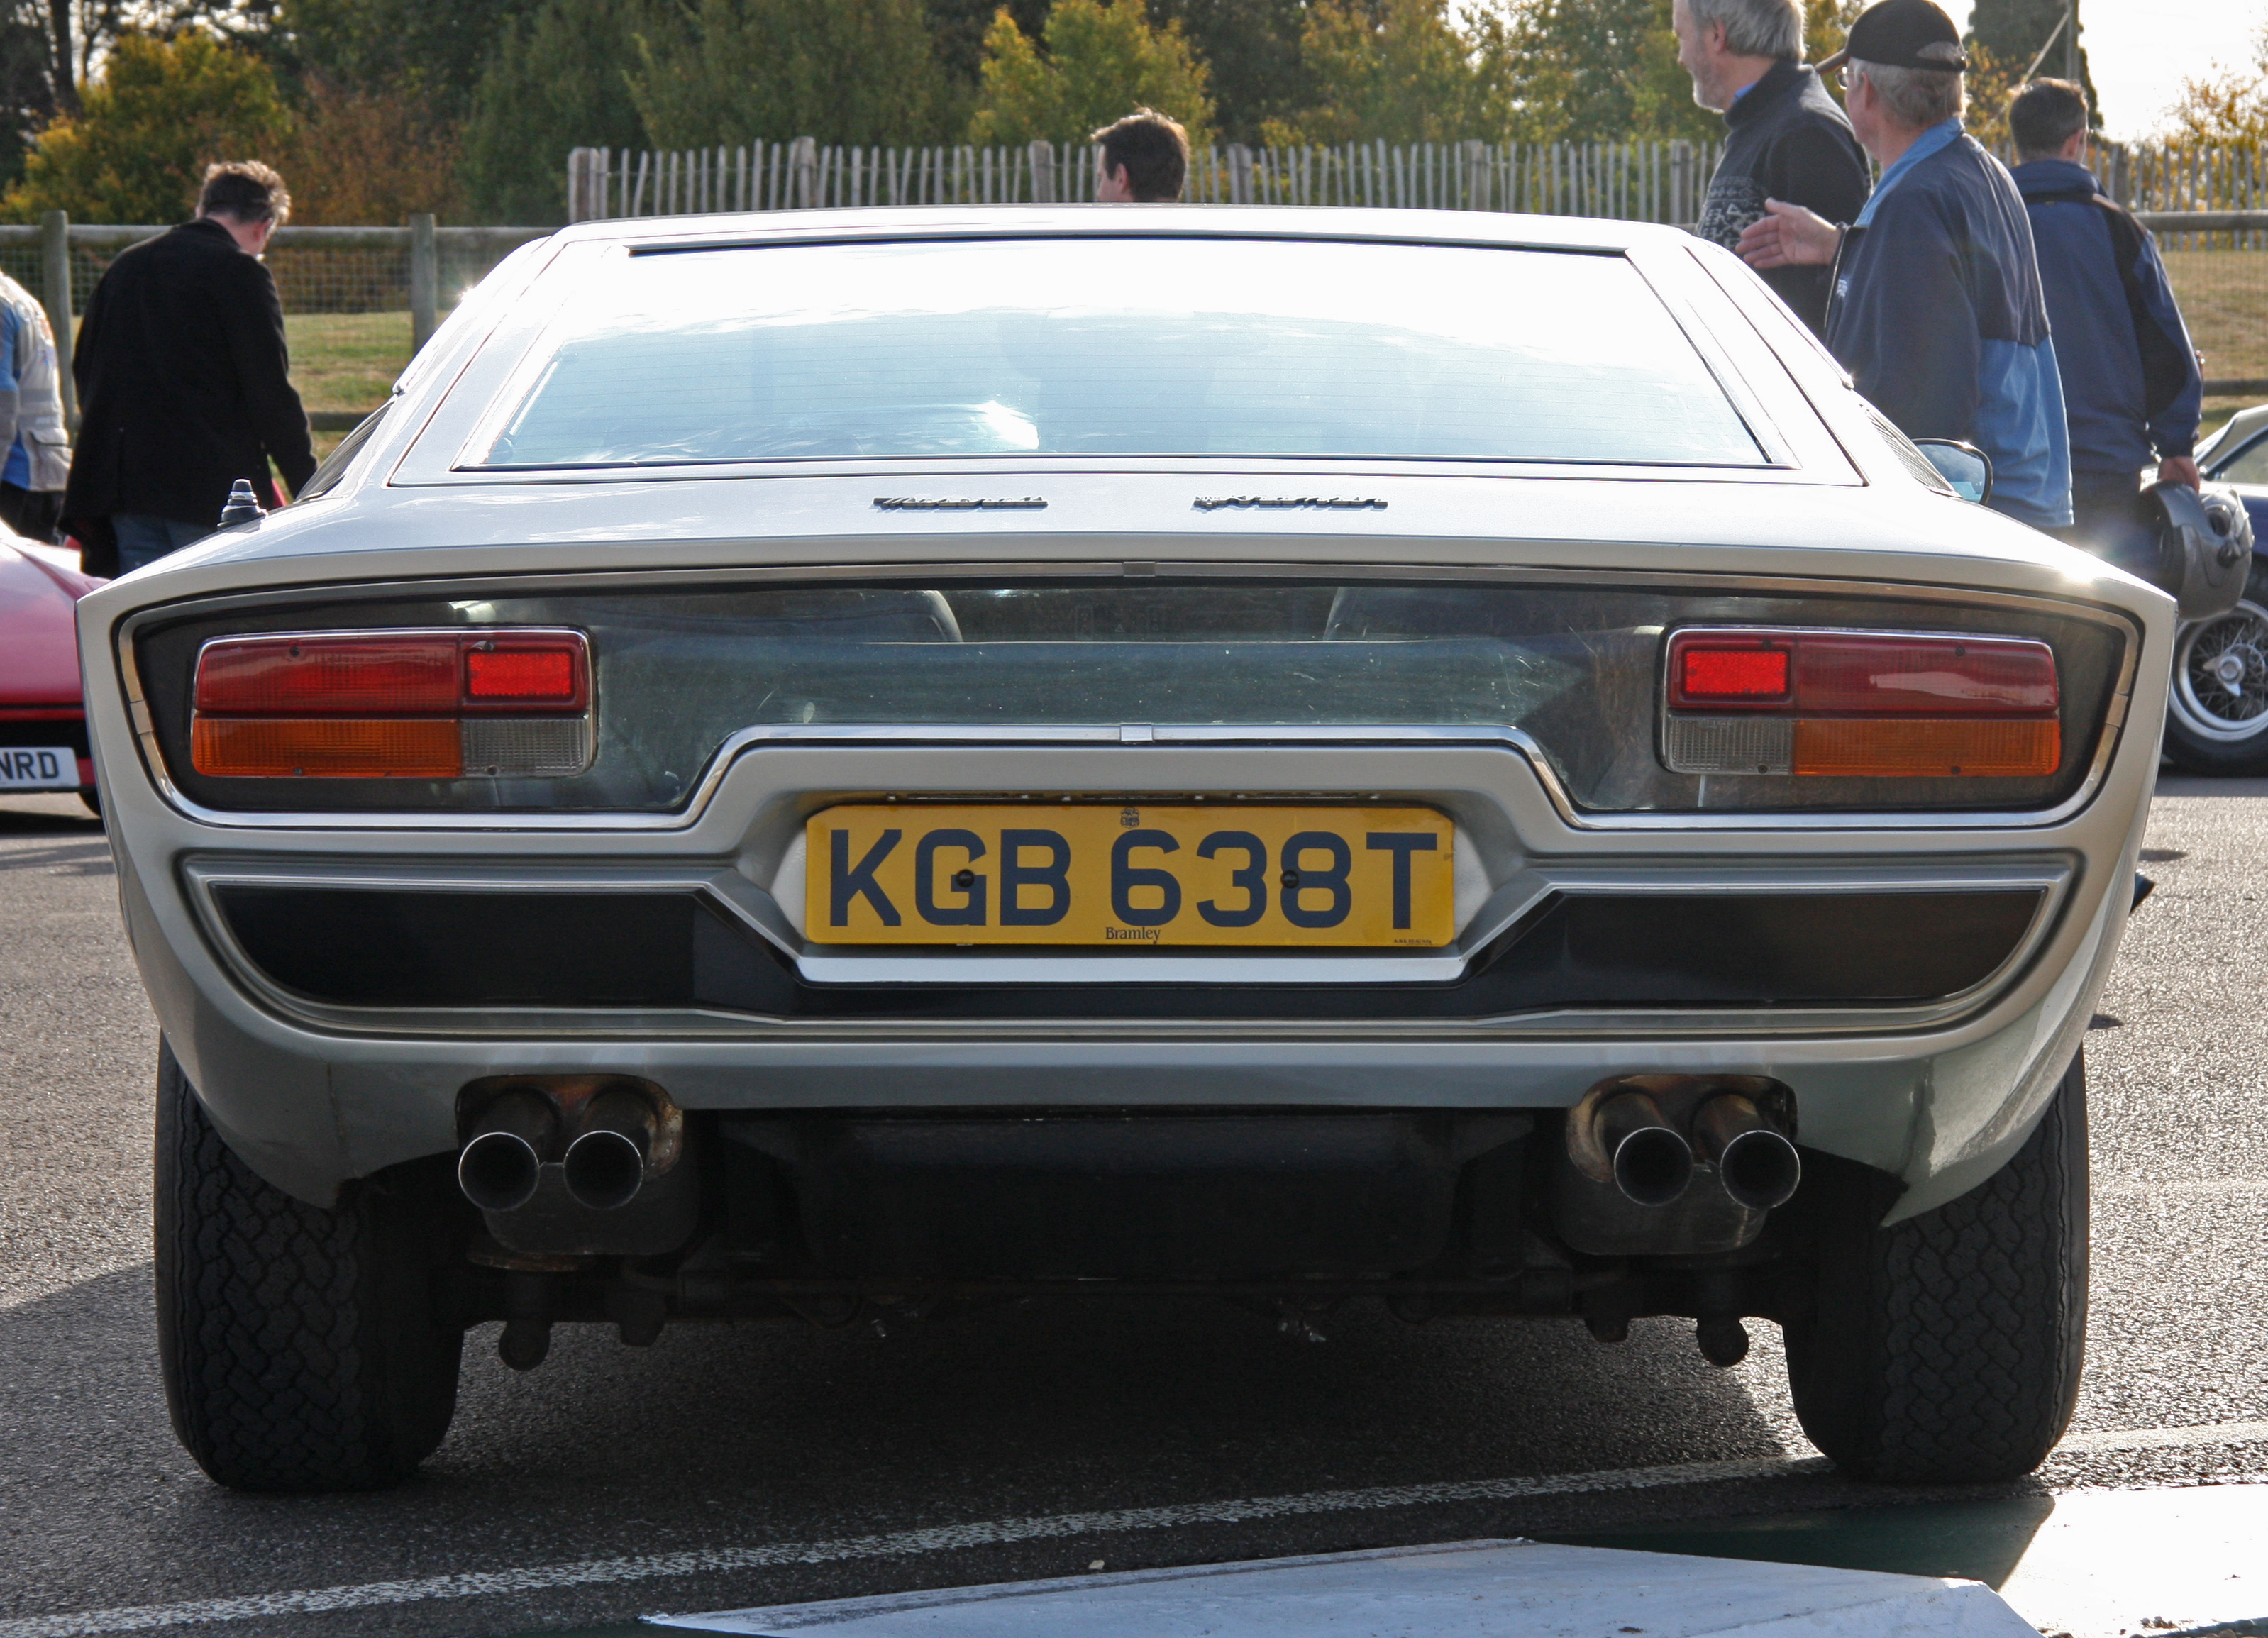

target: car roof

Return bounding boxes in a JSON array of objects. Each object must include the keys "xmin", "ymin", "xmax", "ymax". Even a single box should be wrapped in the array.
[
  {"xmin": 540, "ymin": 204, "xmax": 1691, "ymax": 258},
  {"xmin": 2204, "ymin": 403, "xmax": 2268, "ymax": 470}
]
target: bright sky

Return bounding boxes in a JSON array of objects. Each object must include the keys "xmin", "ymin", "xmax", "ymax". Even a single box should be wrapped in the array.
[{"xmin": 1937, "ymin": 0, "xmax": 2268, "ymax": 139}]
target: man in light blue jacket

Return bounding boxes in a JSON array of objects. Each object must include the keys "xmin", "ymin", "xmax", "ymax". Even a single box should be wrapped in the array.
[
  {"xmin": 0, "ymin": 271, "xmax": 70, "ymax": 542},
  {"xmin": 1735, "ymin": 0, "xmax": 2073, "ymax": 531}
]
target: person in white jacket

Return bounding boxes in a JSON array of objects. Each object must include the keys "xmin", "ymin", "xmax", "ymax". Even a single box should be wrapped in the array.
[{"xmin": 0, "ymin": 270, "xmax": 70, "ymax": 542}]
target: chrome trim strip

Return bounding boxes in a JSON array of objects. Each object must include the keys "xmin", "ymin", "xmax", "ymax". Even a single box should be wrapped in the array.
[
  {"xmin": 179, "ymin": 857, "xmax": 2067, "ymax": 1039},
  {"xmin": 116, "ymin": 560, "xmax": 2140, "ymax": 835}
]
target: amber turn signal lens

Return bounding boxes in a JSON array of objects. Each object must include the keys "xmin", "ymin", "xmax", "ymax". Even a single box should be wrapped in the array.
[
  {"xmin": 192, "ymin": 718, "xmax": 463, "ymax": 778},
  {"xmin": 1792, "ymin": 719, "xmax": 2060, "ymax": 778}
]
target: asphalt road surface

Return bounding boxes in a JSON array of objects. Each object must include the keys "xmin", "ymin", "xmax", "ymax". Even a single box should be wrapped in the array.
[{"xmin": 2, "ymin": 782, "xmax": 2264, "ymax": 1638}]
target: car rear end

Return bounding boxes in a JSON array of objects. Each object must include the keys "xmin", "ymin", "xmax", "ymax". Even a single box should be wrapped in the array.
[
  {"xmin": 1, "ymin": 538, "xmax": 101, "ymax": 807},
  {"xmin": 78, "ymin": 209, "xmax": 2171, "ymax": 1491}
]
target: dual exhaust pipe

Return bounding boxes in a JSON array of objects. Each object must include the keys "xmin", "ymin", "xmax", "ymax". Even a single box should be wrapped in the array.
[
  {"xmin": 459, "ymin": 1086, "xmax": 660, "ymax": 1214},
  {"xmin": 1583, "ymin": 1088, "xmax": 1800, "ymax": 1212}
]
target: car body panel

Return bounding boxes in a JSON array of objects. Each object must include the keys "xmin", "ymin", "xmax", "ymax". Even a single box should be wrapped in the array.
[
  {"xmin": 2, "ymin": 536, "xmax": 102, "ymax": 790},
  {"xmin": 78, "ymin": 207, "xmax": 2173, "ymax": 1231},
  {"xmin": 2198, "ymin": 402, "xmax": 2268, "ymax": 539}
]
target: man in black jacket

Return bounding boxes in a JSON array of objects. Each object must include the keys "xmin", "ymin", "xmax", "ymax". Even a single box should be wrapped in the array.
[
  {"xmin": 63, "ymin": 161, "xmax": 316, "ymax": 577},
  {"xmin": 1676, "ymin": 0, "xmax": 1871, "ymax": 336}
]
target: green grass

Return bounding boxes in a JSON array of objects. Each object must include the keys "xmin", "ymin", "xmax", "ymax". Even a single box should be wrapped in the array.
[{"xmin": 285, "ymin": 311, "xmax": 414, "ymax": 417}]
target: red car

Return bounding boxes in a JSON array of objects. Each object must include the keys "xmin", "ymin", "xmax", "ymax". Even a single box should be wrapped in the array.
[{"xmin": 0, "ymin": 533, "xmax": 103, "ymax": 812}]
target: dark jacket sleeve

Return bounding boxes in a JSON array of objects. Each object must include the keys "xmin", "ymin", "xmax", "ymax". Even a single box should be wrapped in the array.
[
  {"xmin": 218, "ymin": 257, "xmax": 317, "ymax": 498},
  {"xmin": 1842, "ymin": 194, "xmax": 1982, "ymax": 443},
  {"xmin": 2128, "ymin": 229, "xmax": 2203, "ymax": 460},
  {"xmin": 1767, "ymin": 121, "xmax": 1872, "ymax": 228}
]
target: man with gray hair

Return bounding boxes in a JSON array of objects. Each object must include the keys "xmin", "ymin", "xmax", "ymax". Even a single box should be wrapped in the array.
[
  {"xmin": 1674, "ymin": 0, "xmax": 1868, "ymax": 336},
  {"xmin": 1737, "ymin": 0, "xmax": 2071, "ymax": 531}
]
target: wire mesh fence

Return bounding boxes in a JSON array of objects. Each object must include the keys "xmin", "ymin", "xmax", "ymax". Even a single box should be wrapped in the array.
[
  {"xmin": 0, "ymin": 173, "xmax": 2256, "ymax": 426},
  {"xmin": 0, "ymin": 223, "xmax": 545, "ymax": 318}
]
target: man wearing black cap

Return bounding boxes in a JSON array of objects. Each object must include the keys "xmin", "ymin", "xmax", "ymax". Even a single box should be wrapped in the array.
[
  {"xmin": 1737, "ymin": 0, "xmax": 2073, "ymax": 531},
  {"xmin": 1674, "ymin": 0, "xmax": 1869, "ymax": 338}
]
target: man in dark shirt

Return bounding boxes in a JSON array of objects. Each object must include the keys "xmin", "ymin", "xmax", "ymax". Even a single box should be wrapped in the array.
[
  {"xmin": 2009, "ymin": 78, "xmax": 2203, "ymax": 574},
  {"xmin": 1675, "ymin": 0, "xmax": 1871, "ymax": 336},
  {"xmin": 1092, "ymin": 109, "xmax": 1189, "ymax": 203},
  {"xmin": 62, "ymin": 160, "xmax": 316, "ymax": 577}
]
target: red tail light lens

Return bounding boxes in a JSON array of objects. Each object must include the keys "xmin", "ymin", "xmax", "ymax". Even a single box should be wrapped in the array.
[
  {"xmin": 1679, "ymin": 645, "xmax": 1790, "ymax": 702},
  {"xmin": 466, "ymin": 647, "xmax": 579, "ymax": 702},
  {"xmin": 1664, "ymin": 628, "xmax": 2059, "ymax": 779},
  {"xmin": 1790, "ymin": 635, "xmax": 2058, "ymax": 715},
  {"xmin": 192, "ymin": 630, "xmax": 591, "ymax": 778},
  {"xmin": 194, "ymin": 636, "xmax": 458, "ymax": 715}
]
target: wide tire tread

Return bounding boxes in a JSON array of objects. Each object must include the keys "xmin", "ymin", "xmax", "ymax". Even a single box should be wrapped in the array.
[
  {"xmin": 155, "ymin": 1040, "xmax": 459, "ymax": 1491},
  {"xmin": 1788, "ymin": 1054, "xmax": 2087, "ymax": 1483}
]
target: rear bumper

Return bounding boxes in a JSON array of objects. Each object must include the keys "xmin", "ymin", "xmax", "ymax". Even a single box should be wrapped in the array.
[{"xmin": 107, "ymin": 726, "xmax": 2155, "ymax": 1225}]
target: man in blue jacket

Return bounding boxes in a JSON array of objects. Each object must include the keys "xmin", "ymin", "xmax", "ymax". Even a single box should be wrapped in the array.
[
  {"xmin": 2010, "ymin": 77, "xmax": 2203, "ymax": 573},
  {"xmin": 1735, "ymin": 0, "xmax": 2072, "ymax": 531}
]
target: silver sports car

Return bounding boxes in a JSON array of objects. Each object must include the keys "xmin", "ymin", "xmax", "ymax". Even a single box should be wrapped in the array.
[{"xmin": 80, "ymin": 207, "xmax": 2166, "ymax": 1494}]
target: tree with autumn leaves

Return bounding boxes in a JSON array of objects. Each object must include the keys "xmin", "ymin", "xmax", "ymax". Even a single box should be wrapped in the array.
[{"xmin": 1, "ymin": 0, "xmax": 2257, "ymax": 228}]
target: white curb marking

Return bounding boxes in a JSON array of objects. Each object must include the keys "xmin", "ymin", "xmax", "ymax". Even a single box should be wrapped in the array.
[{"xmin": 3, "ymin": 1420, "xmax": 2263, "ymax": 1637}]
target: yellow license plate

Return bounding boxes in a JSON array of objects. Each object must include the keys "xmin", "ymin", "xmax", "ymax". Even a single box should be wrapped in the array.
[{"xmin": 805, "ymin": 803, "xmax": 1454, "ymax": 948}]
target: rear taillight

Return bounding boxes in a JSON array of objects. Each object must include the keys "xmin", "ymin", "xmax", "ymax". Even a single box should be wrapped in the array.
[
  {"xmin": 1663, "ymin": 628, "xmax": 2059, "ymax": 778},
  {"xmin": 190, "ymin": 630, "xmax": 592, "ymax": 779}
]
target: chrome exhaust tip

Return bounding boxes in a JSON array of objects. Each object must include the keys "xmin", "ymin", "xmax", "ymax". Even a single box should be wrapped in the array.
[
  {"xmin": 562, "ymin": 1088, "xmax": 657, "ymax": 1210},
  {"xmin": 1595, "ymin": 1090, "xmax": 1694, "ymax": 1207},
  {"xmin": 1694, "ymin": 1094, "xmax": 1802, "ymax": 1211},
  {"xmin": 458, "ymin": 1090, "xmax": 557, "ymax": 1212}
]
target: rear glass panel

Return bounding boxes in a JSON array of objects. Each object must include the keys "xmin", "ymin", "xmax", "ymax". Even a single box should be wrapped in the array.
[
  {"xmin": 472, "ymin": 238, "xmax": 1764, "ymax": 469},
  {"xmin": 138, "ymin": 580, "xmax": 2122, "ymax": 816}
]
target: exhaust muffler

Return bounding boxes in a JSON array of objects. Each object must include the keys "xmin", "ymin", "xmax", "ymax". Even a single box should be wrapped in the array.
[
  {"xmin": 1593, "ymin": 1090, "xmax": 1695, "ymax": 1207},
  {"xmin": 458, "ymin": 1089, "xmax": 556, "ymax": 1212},
  {"xmin": 455, "ymin": 1076, "xmax": 698, "ymax": 1258},
  {"xmin": 1693, "ymin": 1093, "xmax": 1802, "ymax": 1211},
  {"xmin": 563, "ymin": 1088, "xmax": 656, "ymax": 1211},
  {"xmin": 1556, "ymin": 1075, "xmax": 1796, "ymax": 1256}
]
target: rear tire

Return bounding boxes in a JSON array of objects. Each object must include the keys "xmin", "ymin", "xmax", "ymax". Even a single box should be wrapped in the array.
[
  {"xmin": 1783, "ymin": 1051, "xmax": 2087, "ymax": 1483},
  {"xmin": 2165, "ymin": 561, "xmax": 2268, "ymax": 774},
  {"xmin": 155, "ymin": 1036, "xmax": 463, "ymax": 1491}
]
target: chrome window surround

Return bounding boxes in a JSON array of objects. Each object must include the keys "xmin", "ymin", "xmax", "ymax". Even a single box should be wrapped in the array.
[
  {"xmin": 115, "ymin": 559, "xmax": 2141, "ymax": 835},
  {"xmin": 416, "ymin": 233, "xmax": 1821, "ymax": 485},
  {"xmin": 179, "ymin": 856, "xmax": 2069, "ymax": 1042}
]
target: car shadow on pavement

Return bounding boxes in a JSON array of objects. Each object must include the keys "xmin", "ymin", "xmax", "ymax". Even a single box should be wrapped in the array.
[
  {"xmin": 0, "ymin": 794, "xmax": 103, "ymax": 833},
  {"xmin": 0, "ymin": 1264, "xmax": 1802, "ymax": 1617},
  {"xmin": 0, "ymin": 836, "xmax": 114, "ymax": 875},
  {"xmin": 2155, "ymin": 775, "xmax": 2268, "ymax": 798}
]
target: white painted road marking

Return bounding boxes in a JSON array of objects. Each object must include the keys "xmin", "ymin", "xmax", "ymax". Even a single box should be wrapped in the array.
[
  {"xmin": 652, "ymin": 1539, "xmax": 2037, "ymax": 1637},
  {"xmin": 2, "ymin": 1421, "xmax": 2263, "ymax": 1638}
]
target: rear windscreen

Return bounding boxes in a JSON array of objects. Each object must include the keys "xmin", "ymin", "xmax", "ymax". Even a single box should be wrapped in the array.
[{"xmin": 472, "ymin": 237, "xmax": 1764, "ymax": 470}]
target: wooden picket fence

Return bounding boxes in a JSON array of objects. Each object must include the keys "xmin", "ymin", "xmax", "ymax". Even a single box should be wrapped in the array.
[
  {"xmin": 569, "ymin": 137, "xmax": 2268, "ymax": 234},
  {"xmin": 568, "ymin": 138, "xmax": 1730, "ymax": 225}
]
